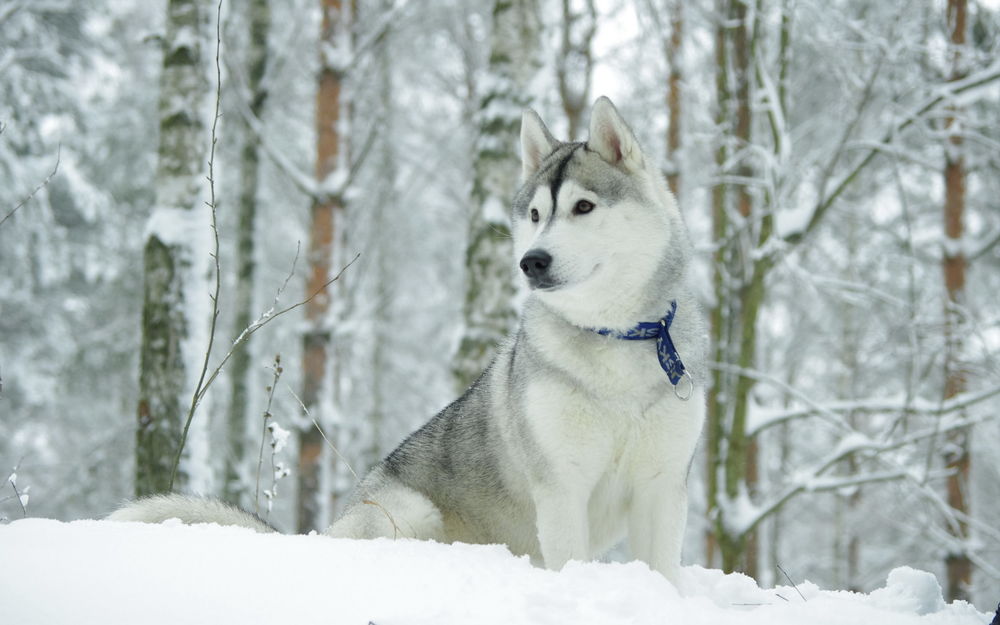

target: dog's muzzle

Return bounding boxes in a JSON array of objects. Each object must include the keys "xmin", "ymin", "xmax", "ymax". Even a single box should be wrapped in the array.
[{"xmin": 520, "ymin": 249, "xmax": 556, "ymax": 289}]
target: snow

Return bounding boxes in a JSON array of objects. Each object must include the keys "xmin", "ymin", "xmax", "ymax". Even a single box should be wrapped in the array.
[
  {"xmin": 267, "ymin": 422, "xmax": 291, "ymax": 454},
  {"xmin": 482, "ymin": 193, "xmax": 509, "ymax": 225},
  {"xmin": 869, "ymin": 567, "xmax": 948, "ymax": 616},
  {"xmin": 775, "ymin": 200, "xmax": 815, "ymax": 239},
  {"xmin": 0, "ymin": 519, "xmax": 990, "ymax": 625},
  {"xmin": 717, "ymin": 485, "xmax": 761, "ymax": 536}
]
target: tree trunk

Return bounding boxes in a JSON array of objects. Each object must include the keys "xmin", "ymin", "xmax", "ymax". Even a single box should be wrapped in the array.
[
  {"xmin": 223, "ymin": 0, "xmax": 271, "ymax": 508},
  {"xmin": 665, "ymin": 0, "xmax": 682, "ymax": 197},
  {"xmin": 720, "ymin": 0, "xmax": 765, "ymax": 576},
  {"xmin": 135, "ymin": 0, "xmax": 212, "ymax": 497},
  {"xmin": 297, "ymin": 0, "xmax": 348, "ymax": 533},
  {"xmin": 705, "ymin": 0, "xmax": 730, "ymax": 568},
  {"xmin": 454, "ymin": 0, "xmax": 541, "ymax": 390},
  {"xmin": 715, "ymin": 0, "xmax": 772, "ymax": 576},
  {"xmin": 557, "ymin": 0, "xmax": 596, "ymax": 141},
  {"xmin": 942, "ymin": 0, "xmax": 970, "ymax": 602},
  {"xmin": 368, "ymin": 0, "xmax": 397, "ymax": 470}
]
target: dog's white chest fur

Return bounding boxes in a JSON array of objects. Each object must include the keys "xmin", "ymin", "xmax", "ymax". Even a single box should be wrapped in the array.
[{"xmin": 509, "ymin": 316, "xmax": 705, "ymax": 577}]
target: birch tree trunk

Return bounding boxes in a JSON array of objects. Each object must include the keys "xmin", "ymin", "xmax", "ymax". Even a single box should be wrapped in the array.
[
  {"xmin": 556, "ymin": 0, "xmax": 596, "ymax": 141},
  {"xmin": 223, "ymin": 0, "xmax": 271, "ymax": 508},
  {"xmin": 135, "ymin": 0, "xmax": 212, "ymax": 497},
  {"xmin": 942, "ymin": 0, "xmax": 971, "ymax": 602},
  {"xmin": 453, "ymin": 0, "xmax": 542, "ymax": 390},
  {"xmin": 297, "ymin": 0, "xmax": 348, "ymax": 533}
]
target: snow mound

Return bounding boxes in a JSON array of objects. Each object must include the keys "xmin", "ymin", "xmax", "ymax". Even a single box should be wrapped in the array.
[
  {"xmin": 869, "ymin": 566, "xmax": 947, "ymax": 615},
  {"xmin": 0, "ymin": 519, "xmax": 990, "ymax": 625}
]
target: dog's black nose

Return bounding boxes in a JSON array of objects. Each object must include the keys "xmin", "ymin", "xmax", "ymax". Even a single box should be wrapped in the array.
[{"xmin": 519, "ymin": 249, "xmax": 552, "ymax": 279}]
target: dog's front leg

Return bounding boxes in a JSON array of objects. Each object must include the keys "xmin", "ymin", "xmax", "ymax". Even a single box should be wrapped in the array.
[
  {"xmin": 628, "ymin": 475, "xmax": 687, "ymax": 585},
  {"xmin": 533, "ymin": 488, "xmax": 590, "ymax": 570}
]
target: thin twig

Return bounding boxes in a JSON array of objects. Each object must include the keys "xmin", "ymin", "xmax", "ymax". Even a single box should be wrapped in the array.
[
  {"xmin": 8, "ymin": 477, "xmax": 25, "ymax": 518},
  {"xmin": 285, "ymin": 385, "xmax": 360, "ymax": 483},
  {"xmin": 170, "ymin": 0, "xmax": 225, "ymax": 490},
  {"xmin": 255, "ymin": 356, "xmax": 283, "ymax": 515},
  {"xmin": 4, "ymin": 459, "xmax": 27, "ymax": 518},
  {"xmin": 0, "ymin": 145, "xmax": 61, "ymax": 229},
  {"xmin": 777, "ymin": 564, "xmax": 806, "ymax": 602},
  {"xmin": 194, "ymin": 251, "xmax": 360, "ymax": 409}
]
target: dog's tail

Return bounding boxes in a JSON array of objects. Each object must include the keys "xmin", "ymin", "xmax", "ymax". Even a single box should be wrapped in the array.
[{"xmin": 107, "ymin": 494, "xmax": 277, "ymax": 534}]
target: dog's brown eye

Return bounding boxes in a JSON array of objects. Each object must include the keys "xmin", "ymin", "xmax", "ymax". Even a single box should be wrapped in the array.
[
  {"xmin": 573, "ymin": 199, "xmax": 595, "ymax": 215},
  {"xmin": 530, "ymin": 208, "xmax": 540, "ymax": 223}
]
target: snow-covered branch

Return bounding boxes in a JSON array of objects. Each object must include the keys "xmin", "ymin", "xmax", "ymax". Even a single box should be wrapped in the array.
[
  {"xmin": 749, "ymin": 383, "xmax": 1000, "ymax": 436},
  {"xmin": 783, "ymin": 52, "xmax": 885, "ymax": 245},
  {"xmin": 968, "ymin": 226, "xmax": 1000, "ymax": 261},
  {"xmin": 718, "ymin": 382, "xmax": 998, "ymax": 537},
  {"xmin": 231, "ymin": 91, "xmax": 321, "ymax": 198},
  {"xmin": 333, "ymin": 0, "xmax": 411, "ymax": 74},
  {"xmin": 783, "ymin": 56, "xmax": 1000, "ymax": 246},
  {"xmin": 229, "ymin": 62, "xmax": 375, "ymax": 204}
]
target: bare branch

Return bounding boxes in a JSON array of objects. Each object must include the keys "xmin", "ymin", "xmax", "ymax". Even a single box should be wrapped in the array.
[
  {"xmin": 193, "ymin": 251, "xmax": 360, "ymax": 409},
  {"xmin": 170, "ymin": 0, "xmax": 225, "ymax": 490},
  {"xmin": 0, "ymin": 145, "xmax": 61, "ymax": 230}
]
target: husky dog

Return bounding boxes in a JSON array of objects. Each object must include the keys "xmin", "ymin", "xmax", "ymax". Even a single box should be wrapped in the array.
[{"xmin": 110, "ymin": 97, "xmax": 706, "ymax": 584}]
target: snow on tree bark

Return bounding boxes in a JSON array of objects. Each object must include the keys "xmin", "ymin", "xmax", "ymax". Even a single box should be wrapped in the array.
[
  {"xmin": 135, "ymin": 0, "xmax": 213, "ymax": 498},
  {"xmin": 453, "ymin": 0, "xmax": 542, "ymax": 391}
]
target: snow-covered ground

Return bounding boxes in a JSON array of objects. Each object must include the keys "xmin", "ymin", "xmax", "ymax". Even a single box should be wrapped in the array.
[{"xmin": 0, "ymin": 518, "xmax": 993, "ymax": 625}]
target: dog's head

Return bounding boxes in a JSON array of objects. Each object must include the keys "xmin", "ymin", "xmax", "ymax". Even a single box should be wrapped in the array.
[{"xmin": 511, "ymin": 97, "xmax": 687, "ymax": 330}]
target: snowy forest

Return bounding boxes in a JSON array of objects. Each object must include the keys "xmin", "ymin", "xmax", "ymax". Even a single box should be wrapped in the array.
[{"xmin": 1, "ymin": 0, "xmax": 999, "ymax": 612}]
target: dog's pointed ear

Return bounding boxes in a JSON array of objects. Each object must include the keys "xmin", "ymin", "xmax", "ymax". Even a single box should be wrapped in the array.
[
  {"xmin": 587, "ymin": 96, "xmax": 643, "ymax": 172},
  {"xmin": 521, "ymin": 109, "xmax": 556, "ymax": 180}
]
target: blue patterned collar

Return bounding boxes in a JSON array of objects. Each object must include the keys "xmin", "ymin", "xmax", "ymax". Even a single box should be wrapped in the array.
[{"xmin": 591, "ymin": 300, "xmax": 694, "ymax": 400}]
